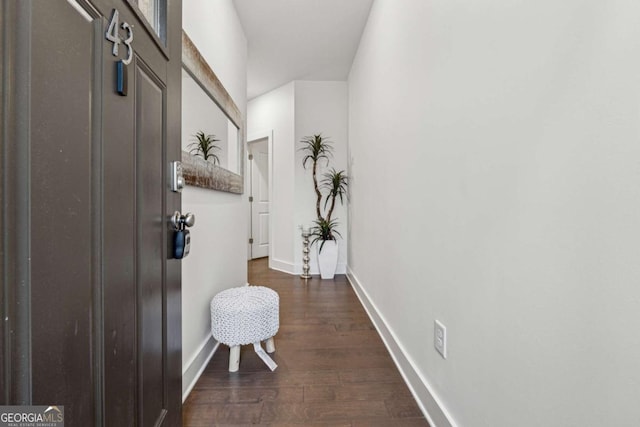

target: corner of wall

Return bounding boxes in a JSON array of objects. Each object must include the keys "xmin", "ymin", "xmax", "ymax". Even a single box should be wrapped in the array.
[{"xmin": 346, "ymin": 268, "xmax": 457, "ymax": 427}]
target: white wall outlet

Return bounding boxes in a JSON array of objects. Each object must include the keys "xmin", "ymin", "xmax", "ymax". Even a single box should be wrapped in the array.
[{"xmin": 434, "ymin": 320, "xmax": 447, "ymax": 359}]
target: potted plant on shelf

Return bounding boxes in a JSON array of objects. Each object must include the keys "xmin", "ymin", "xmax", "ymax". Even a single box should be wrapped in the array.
[
  {"xmin": 300, "ymin": 134, "xmax": 348, "ymax": 279},
  {"xmin": 189, "ymin": 131, "xmax": 221, "ymax": 165}
]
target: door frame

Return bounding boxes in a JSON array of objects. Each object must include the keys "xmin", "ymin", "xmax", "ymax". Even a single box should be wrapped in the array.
[
  {"xmin": 0, "ymin": 0, "xmax": 29, "ymax": 404},
  {"xmin": 247, "ymin": 130, "xmax": 273, "ymax": 265}
]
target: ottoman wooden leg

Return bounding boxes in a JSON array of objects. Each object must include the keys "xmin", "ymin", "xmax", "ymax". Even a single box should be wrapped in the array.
[
  {"xmin": 265, "ymin": 337, "xmax": 275, "ymax": 353},
  {"xmin": 229, "ymin": 345, "xmax": 240, "ymax": 372}
]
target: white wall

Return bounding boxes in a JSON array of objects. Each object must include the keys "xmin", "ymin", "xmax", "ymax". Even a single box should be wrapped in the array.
[
  {"xmin": 181, "ymin": 0, "xmax": 248, "ymax": 398},
  {"xmin": 348, "ymin": 1, "xmax": 640, "ymax": 426},
  {"xmin": 183, "ymin": 0, "xmax": 246, "ymax": 111},
  {"xmin": 247, "ymin": 81, "xmax": 348, "ymax": 275}
]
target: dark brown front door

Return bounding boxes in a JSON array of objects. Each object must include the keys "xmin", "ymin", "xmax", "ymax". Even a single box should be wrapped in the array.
[{"xmin": 1, "ymin": 0, "xmax": 182, "ymax": 425}]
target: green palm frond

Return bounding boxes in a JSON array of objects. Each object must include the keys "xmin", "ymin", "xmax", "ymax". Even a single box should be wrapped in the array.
[
  {"xmin": 189, "ymin": 131, "xmax": 221, "ymax": 165},
  {"xmin": 299, "ymin": 134, "xmax": 333, "ymax": 169},
  {"xmin": 321, "ymin": 168, "xmax": 348, "ymax": 214},
  {"xmin": 309, "ymin": 218, "xmax": 342, "ymax": 252},
  {"xmin": 299, "ymin": 134, "xmax": 334, "ymax": 219}
]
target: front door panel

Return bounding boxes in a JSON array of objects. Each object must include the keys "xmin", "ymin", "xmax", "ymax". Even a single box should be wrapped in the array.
[
  {"xmin": 30, "ymin": 3, "xmax": 94, "ymax": 422},
  {"xmin": 1, "ymin": 0, "xmax": 183, "ymax": 426},
  {"xmin": 98, "ymin": 2, "xmax": 178, "ymax": 426},
  {"xmin": 136, "ymin": 64, "xmax": 166, "ymax": 426}
]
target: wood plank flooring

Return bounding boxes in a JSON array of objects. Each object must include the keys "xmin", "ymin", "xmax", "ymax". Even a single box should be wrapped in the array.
[{"xmin": 183, "ymin": 258, "xmax": 430, "ymax": 426}]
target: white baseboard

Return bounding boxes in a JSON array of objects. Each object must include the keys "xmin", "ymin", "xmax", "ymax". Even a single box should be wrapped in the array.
[
  {"xmin": 269, "ymin": 257, "xmax": 347, "ymax": 276},
  {"xmin": 347, "ymin": 268, "xmax": 457, "ymax": 427},
  {"xmin": 269, "ymin": 257, "xmax": 296, "ymax": 275},
  {"xmin": 294, "ymin": 262, "xmax": 347, "ymax": 275},
  {"xmin": 182, "ymin": 335, "xmax": 220, "ymax": 402}
]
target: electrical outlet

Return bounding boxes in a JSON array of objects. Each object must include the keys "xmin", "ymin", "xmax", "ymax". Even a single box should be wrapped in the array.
[{"xmin": 434, "ymin": 320, "xmax": 447, "ymax": 359}]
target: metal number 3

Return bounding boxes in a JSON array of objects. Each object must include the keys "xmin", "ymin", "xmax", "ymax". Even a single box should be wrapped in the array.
[
  {"xmin": 105, "ymin": 9, "xmax": 134, "ymax": 65},
  {"xmin": 121, "ymin": 22, "xmax": 133, "ymax": 65}
]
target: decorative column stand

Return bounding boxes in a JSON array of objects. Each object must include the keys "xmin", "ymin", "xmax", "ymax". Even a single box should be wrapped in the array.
[{"xmin": 301, "ymin": 228, "xmax": 311, "ymax": 279}]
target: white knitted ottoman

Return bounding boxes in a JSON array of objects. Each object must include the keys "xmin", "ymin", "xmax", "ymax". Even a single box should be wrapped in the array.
[{"xmin": 210, "ymin": 286, "xmax": 279, "ymax": 372}]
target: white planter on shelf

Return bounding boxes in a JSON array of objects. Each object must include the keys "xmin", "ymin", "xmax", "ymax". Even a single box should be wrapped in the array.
[{"xmin": 317, "ymin": 240, "xmax": 338, "ymax": 279}]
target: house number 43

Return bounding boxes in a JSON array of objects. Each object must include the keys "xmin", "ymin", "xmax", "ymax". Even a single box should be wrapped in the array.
[{"xmin": 105, "ymin": 9, "xmax": 133, "ymax": 65}]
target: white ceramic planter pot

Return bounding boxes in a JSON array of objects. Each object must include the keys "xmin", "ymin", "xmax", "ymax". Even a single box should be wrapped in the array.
[{"xmin": 317, "ymin": 240, "xmax": 338, "ymax": 279}]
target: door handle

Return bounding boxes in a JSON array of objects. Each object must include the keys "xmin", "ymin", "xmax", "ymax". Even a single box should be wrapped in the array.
[{"xmin": 170, "ymin": 211, "xmax": 195, "ymax": 230}]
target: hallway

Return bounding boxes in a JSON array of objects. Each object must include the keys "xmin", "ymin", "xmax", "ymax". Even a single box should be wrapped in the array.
[{"xmin": 183, "ymin": 258, "xmax": 429, "ymax": 426}]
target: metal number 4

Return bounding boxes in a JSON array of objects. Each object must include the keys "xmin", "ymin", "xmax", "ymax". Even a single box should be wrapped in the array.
[
  {"xmin": 106, "ymin": 9, "xmax": 134, "ymax": 65},
  {"xmin": 105, "ymin": 9, "xmax": 121, "ymax": 55}
]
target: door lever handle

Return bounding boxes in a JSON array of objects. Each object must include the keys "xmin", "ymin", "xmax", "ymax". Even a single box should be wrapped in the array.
[{"xmin": 170, "ymin": 211, "xmax": 195, "ymax": 230}]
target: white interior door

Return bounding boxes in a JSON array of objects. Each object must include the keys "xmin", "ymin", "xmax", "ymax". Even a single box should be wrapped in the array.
[{"xmin": 250, "ymin": 138, "xmax": 270, "ymax": 258}]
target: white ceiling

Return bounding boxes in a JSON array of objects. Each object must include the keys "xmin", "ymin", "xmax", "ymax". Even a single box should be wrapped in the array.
[{"xmin": 232, "ymin": 0, "xmax": 374, "ymax": 100}]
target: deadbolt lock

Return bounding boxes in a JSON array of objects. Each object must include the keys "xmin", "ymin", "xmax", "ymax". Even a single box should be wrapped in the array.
[{"xmin": 170, "ymin": 161, "xmax": 185, "ymax": 193}]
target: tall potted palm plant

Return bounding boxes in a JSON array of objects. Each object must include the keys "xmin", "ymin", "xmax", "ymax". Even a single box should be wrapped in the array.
[{"xmin": 300, "ymin": 134, "xmax": 348, "ymax": 279}]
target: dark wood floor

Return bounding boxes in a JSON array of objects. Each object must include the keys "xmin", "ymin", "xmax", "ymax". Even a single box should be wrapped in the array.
[{"xmin": 183, "ymin": 258, "xmax": 430, "ymax": 426}]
